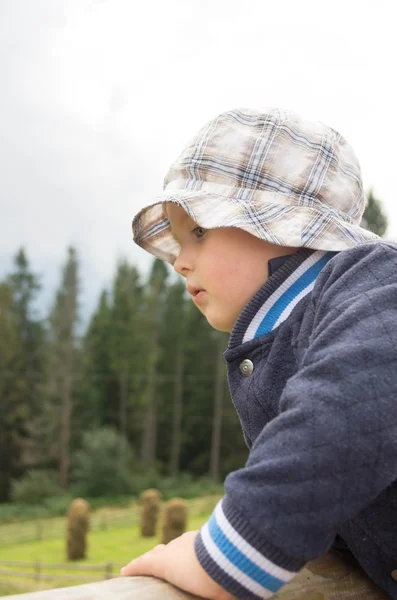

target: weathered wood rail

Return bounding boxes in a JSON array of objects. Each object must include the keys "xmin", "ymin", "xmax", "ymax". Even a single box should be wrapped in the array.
[{"xmin": 4, "ymin": 576, "xmax": 203, "ymax": 599}]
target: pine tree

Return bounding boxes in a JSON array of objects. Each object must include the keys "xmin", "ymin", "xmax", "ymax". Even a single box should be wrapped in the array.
[
  {"xmin": 210, "ymin": 331, "xmax": 228, "ymax": 481},
  {"xmin": 140, "ymin": 259, "xmax": 169, "ymax": 468},
  {"xmin": 178, "ymin": 302, "xmax": 220, "ymax": 475},
  {"xmin": 169, "ymin": 283, "xmax": 188, "ymax": 476},
  {"xmin": 0, "ymin": 283, "xmax": 26, "ymax": 501},
  {"xmin": 156, "ymin": 280, "xmax": 188, "ymax": 475},
  {"xmin": 48, "ymin": 247, "xmax": 80, "ymax": 489},
  {"xmin": 108, "ymin": 261, "xmax": 143, "ymax": 438},
  {"xmin": 7, "ymin": 249, "xmax": 41, "ymax": 332},
  {"xmin": 361, "ymin": 189, "xmax": 388, "ymax": 238},
  {"xmin": 79, "ymin": 290, "xmax": 114, "ymax": 429},
  {"xmin": 7, "ymin": 248, "xmax": 46, "ymax": 468}
]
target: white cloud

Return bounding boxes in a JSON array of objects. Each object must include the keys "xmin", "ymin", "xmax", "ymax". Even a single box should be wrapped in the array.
[{"xmin": 1, "ymin": 0, "xmax": 396, "ymax": 321}]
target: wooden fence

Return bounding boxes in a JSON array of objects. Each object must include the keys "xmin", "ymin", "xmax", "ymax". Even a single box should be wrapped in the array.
[
  {"xmin": 0, "ymin": 512, "xmax": 139, "ymax": 547},
  {"xmin": 0, "ymin": 559, "xmax": 121, "ymax": 584},
  {"xmin": 0, "ymin": 496, "xmax": 221, "ymax": 547},
  {"xmin": 0, "ymin": 497, "xmax": 221, "ymax": 598}
]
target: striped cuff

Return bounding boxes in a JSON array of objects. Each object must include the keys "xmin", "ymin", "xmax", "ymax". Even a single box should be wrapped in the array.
[{"xmin": 195, "ymin": 497, "xmax": 305, "ymax": 600}]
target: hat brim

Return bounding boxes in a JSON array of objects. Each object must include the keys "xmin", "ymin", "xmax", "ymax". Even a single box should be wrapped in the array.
[{"xmin": 132, "ymin": 189, "xmax": 380, "ymax": 265}]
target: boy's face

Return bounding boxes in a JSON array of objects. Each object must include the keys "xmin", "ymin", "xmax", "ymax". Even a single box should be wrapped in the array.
[{"xmin": 166, "ymin": 203, "xmax": 297, "ymax": 332}]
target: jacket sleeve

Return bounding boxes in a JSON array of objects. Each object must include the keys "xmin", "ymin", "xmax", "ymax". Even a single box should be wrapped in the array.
[{"xmin": 194, "ymin": 243, "xmax": 397, "ymax": 600}]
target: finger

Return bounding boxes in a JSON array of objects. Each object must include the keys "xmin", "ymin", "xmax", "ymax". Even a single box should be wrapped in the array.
[
  {"xmin": 121, "ymin": 547, "xmax": 166, "ymax": 578},
  {"xmin": 121, "ymin": 544, "xmax": 165, "ymax": 575}
]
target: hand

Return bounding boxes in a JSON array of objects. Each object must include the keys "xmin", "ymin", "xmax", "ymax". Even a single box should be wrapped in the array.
[{"xmin": 121, "ymin": 530, "xmax": 233, "ymax": 600}]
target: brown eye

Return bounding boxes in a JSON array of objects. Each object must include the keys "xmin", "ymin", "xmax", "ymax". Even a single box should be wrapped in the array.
[{"xmin": 193, "ymin": 226, "xmax": 206, "ymax": 238}]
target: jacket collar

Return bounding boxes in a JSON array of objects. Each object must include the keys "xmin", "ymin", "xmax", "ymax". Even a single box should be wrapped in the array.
[{"xmin": 228, "ymin": 248, "xmax": 337, "ymax": 349}]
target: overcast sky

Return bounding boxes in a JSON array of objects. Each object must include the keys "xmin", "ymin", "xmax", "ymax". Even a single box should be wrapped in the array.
[{"xmin": 1, "ymin": 0, "xmax": 396, "ymax": 324}]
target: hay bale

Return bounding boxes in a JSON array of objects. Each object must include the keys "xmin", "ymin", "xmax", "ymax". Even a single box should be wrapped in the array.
[
  {"xmin": 66, "ymin": 498, "xmax": 90, "ymax": 560},
  {"xmin": 161, "ymin": 498, "xmax": 187, "ymax": 544},
  {"xmin": 140, "ymin": 488, "xmax": 161, "ymax": 537}
]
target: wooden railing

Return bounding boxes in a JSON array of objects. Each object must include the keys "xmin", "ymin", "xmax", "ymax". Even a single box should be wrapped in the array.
[{"xmin": 4, "ymin": 576, "xmax": 202, "ymax": 599}]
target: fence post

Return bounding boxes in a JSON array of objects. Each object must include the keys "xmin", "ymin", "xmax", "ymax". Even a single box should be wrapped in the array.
[
  {"xmin": 35, "ymin": 560, "xmax": 41, "ymax": 582},
  {"xmin": 105, "ymin": 562, "xmax": 113, "ymax": 579}
]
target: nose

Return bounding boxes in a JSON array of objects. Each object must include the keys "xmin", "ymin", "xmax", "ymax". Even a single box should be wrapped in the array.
[{"xmin": 173, "ymin": 245, "xmax": 193, "ymax": 276}]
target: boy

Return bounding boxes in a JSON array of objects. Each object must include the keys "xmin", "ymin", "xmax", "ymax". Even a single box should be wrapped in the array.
[{"xmin": 122, "ymin": 108, "xmax": 397, "ymax": 599}]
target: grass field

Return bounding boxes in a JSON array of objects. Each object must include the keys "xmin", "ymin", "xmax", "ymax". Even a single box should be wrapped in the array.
[
  {"xmin": 0, "ymin": 514, "xmax": 208, "ymax": 564},
  {"xmin": 0, "ymin": 509, "xmax": 212, "ymax": 596},
  {"xmin": 0, "ymin": 583, "xmax": 22, "ymax": 596}
]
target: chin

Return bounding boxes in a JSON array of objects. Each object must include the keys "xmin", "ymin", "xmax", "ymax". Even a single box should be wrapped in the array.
[{"xmin": 205, "ymin": 315, "xmax": 233, "ymax": 333}]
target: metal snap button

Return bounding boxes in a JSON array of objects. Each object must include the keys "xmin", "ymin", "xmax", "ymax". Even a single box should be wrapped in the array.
[{"xmin": 239, "ymin": 359, "xmax": 254, "ymax": 376}]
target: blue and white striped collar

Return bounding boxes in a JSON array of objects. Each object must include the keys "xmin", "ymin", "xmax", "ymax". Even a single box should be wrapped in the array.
[{"xmin": 229, "ymin": 249, "xmax": 337, "ymax": 348}]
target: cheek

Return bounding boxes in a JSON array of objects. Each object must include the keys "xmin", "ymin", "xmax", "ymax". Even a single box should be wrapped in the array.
[
  {"xmin": 220, "ymin": 258, "xmax": 267, "ymax": 302},
  {"xmin": 200, "ymin": 241, "xmax": 267, "ymax": 299},
  {"xmin": 207, "ymin": 257, "xmax": 236, "ymax": 288},
  {"xmin": 208, "ymin": 258, "xmax": 251, "ymax": 301}
]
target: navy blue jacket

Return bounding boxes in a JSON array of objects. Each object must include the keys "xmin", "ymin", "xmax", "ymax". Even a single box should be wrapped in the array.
[{"xmin": 195, "ymin": 243, "xmax": 397, "ymax": 599}]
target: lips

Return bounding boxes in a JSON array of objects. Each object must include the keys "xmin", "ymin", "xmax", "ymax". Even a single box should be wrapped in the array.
[{"xmin": 187, "ymin": 284, "xmax": 205, "ymax": 298}]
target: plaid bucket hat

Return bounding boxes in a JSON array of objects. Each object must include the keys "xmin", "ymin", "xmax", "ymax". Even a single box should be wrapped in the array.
[{"xmin": 132, "ymin": 107, "xmax": 379, "ymax": 263}]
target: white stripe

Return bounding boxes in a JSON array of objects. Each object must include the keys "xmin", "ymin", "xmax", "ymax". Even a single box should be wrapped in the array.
[
  {"xmin": 272, "ymin": 281, "xmax": 315, "ymax": 329},
  {"xmin": 201, "ymin": 521, "xmax": 274, "ymax": 599},
  {"xmin": 243, "ymin": 251, "xmax": 326, "ymax": 343},
  {"xmin": 215, "ymin": 501, "xmax": 297, "ymax": 582}
]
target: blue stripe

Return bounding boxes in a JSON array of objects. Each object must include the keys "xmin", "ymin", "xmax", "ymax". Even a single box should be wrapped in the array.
[
  {"xmin": 255, "ymin": 253, "xmax": 335, "ymax": 338},
  {"xmin": 145, "ymin": 219, "xmax": 169, "ymax": 237},
  {"xmin": 207, "ymin": 512, "xmax": 285, "ymax": 593},
  {"xmin": 197, "ymin": 536, "xmax": 264, "ymax": 600}
]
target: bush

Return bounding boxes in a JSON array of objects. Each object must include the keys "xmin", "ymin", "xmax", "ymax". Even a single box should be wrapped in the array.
[
  {"xmin": 71, "ymin": 427, "xmax": 135, "ymax": 497},
  {"xmin": 157, "ymin": 474, "xmax": 224, "ymax": 500},
  {"xmin": 0, "ymin": 472, "xmax": 223, "ymax": 524},
  {"xmin": 0, "ymin": 502, "xmax": 50, "ymax": 522},
  {"xmin": 10, "ymin": 470, "xmax": 61, "ymax": 505},
  {"xmin": 129, "ymin": 471, "xmax": 224, "ymax": 500},
  {"xmin": 43, "ymin": 493, "xmax": 74, "ymax": 515},
  {"xmin": 128, "ymin": 470, "xmax": 164, "ymax": 496}
]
